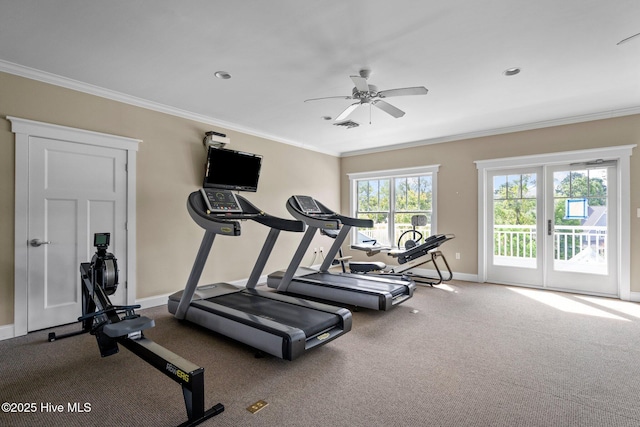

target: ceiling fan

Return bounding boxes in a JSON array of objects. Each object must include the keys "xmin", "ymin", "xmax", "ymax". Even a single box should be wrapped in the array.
[{"xmin": 305, "ymin": 69, "xmax": 428, "ymax": 122}]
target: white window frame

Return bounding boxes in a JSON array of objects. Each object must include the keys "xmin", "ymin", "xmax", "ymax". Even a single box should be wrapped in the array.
[{"xmin": 348, "ymin": 165, "xmax": 440, "ymax": 248}]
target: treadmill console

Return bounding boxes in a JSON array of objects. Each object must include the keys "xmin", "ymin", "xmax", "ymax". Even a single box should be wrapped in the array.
[
  {"xmin": 293, "ymin": 195, "xmax": 322, "ymax": 215},
  {"xmin": 200, "ymin": 188, "xmax": 243, "ymax": 213}
]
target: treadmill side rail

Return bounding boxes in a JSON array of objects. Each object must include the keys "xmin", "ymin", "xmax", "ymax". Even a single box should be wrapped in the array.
[{"xmin": 169, "ymin": 289, "xmax": 352, "ymax": 361}]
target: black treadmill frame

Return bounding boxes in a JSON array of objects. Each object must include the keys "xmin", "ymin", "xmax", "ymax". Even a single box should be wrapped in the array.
[
  {"xmin": 169, "ymin": 190, "xmax": 352, "ymax": 361},
  {"xmin": 268, "ymin": 195, "xmax": 415, "ymax": 310}
]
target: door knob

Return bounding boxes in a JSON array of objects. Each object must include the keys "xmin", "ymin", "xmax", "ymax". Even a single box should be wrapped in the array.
[{"xmin": 30, "ymin": 239, "xmax": 51, "ymax": 247}]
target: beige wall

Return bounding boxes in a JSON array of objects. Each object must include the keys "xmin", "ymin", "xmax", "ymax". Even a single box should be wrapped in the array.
[
  {"xmin": 0, "ymin": 72, "xmax": 340, "ymax": 327},
  {"xmin": 340, "ymin": 115, "xmax": 640, "ymax": 289}
]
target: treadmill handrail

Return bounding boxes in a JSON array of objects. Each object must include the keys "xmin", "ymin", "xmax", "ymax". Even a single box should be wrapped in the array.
[
  {"xmin": 287, "ymin": 196, "xmax": 374, "ymax": 229},
  {"xmin": 237, "ymin": 195, "xmax": 305, "ymax": 232}
]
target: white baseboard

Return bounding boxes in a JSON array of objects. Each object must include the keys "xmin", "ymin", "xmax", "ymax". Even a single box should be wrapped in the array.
[
  {"xmin": 0, "ymin": 324, "xmax": 15, "ymax": 341},
  {"xmin": 135, "ymin": 292, "xmax": 172, "ymax": 309},
  {"xmin": 628, "ymin": 292, "xmax": 640, "ymax": 302}
]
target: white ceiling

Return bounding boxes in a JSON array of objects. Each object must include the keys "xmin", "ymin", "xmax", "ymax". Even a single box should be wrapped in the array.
[{"xmin": 1, "ymin": 1, "xmax": 639, "ymax": 156}]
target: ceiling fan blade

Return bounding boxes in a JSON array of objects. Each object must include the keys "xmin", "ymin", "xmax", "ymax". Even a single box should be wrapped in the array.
[
  {"xmin": 335, "ymin": 102, "xmax": 361, "ymax": 121},
  {"xmin": 350, "ymin": 75, "xmax": 370, "ymax": 92},
  {"xmin": 304, "ymin": 95, "xmax": 353, "ymax": 102},
  {"xmin": 377, "ymin": 86, "xmax": 428, "ymax": 98},
  {"xmin": 372, "ymin": 100, "xmax": 405, "ymax": 118}
]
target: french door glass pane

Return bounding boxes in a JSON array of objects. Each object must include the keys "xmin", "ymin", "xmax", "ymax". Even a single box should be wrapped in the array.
[
  {"xmin": 492, "ymin": 173, "xmax": 537, "ymax": 267},
  {"xmin": 552, "ymin": 168, "xmax": 608, "ymax": 274}
]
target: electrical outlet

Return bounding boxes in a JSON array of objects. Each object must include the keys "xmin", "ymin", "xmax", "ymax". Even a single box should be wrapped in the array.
[{"xmin": 455, "ymin": 252, "xmax": 461, "ymax": 260}]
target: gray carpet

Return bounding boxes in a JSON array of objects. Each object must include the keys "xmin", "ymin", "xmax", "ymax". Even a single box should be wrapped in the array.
[{"xmin": 2, "ymin": 281, "xmax": 640, "ymax": 426}]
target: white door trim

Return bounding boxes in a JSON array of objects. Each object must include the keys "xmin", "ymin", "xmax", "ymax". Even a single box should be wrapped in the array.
[
  {"xmin": 475, "ymin": 144, "xmax": 635, "ymax": 300},
  {"xmin": 9, "ymin": 116, "xmax": 140, "ymax": 337}
]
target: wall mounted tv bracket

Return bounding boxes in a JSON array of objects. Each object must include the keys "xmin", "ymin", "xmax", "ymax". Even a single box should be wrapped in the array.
[{"xmin": 203, "ymin": 130, "xmax": 230, "ymax": 149}]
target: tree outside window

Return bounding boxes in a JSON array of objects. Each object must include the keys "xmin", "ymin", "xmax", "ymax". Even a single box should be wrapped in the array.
[{"xmin": 355, "ymin": 173, "xmax": 433, "ymax": 247}]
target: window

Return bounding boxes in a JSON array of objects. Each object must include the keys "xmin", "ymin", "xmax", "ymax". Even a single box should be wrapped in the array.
[{"xmin": 349, "ymin": 165, "xmax": 439, "ymax": 248}]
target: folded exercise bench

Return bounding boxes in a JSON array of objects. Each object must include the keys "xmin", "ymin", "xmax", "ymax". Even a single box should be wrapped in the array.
[{"xmin": 349, "ymin": 234, "xmax": 455, "ymax": 286}]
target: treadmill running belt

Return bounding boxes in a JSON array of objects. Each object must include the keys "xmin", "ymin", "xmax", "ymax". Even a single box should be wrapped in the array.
[
  {"xmin": 207, "ymin": 292, "xmax": 338, "ymax": 337},
  {"xmin": 304, "ymin": 272, "xmax": 408, "ymax": 297}
]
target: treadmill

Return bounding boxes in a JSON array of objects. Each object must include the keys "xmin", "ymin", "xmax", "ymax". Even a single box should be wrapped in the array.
[
  {"xmin": 168, "ymin": 189, "xmax": 352, "ymax": 361},
  {"xmin": 267, "ymin": 195, "xmax": 415, "ymax": 310}
]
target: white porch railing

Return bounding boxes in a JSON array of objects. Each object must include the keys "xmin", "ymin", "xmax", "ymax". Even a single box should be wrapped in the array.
[{"xmin": 493, "ymin": 224, "xmax": 607, "ymax": 264}]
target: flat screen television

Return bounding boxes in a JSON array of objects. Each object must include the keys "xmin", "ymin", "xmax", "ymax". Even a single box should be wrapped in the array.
[{"xmin": 203, "ymin": 147, "xmax": 262, "ymax": 192}]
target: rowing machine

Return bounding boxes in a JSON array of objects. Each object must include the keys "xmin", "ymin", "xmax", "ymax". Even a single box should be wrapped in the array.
[{"xmin": 48, "ymin": 233, "xmax": 223, "ymax": 426}]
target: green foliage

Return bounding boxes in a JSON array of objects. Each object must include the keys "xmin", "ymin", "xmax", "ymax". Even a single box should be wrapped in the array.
[
  {"xmin": 395, "ymin": 176, "xmax": 432, "ymax": 211},
  {"xmin": 493, "ymin": 173, "xmax": 536, "ymax": 226},
  {"xmin": 356, "ymin": 175, "xmax": 433, "ymax": 245},
  {"xmin": 492, "ymin": 169, "xmax": 608, "ymax": 260},
  {"xmin": 357, "ymin": 179, "xmax": 390, "ymax": 212}
]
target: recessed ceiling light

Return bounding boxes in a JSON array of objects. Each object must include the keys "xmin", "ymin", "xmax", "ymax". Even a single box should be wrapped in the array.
[
  {"xmin": 503, "ymin": 67, "xmax": 521, "ymax": 76},
  {"xmin": 214, "ymin": 71, "xmax": 231, "ymax": 79}
]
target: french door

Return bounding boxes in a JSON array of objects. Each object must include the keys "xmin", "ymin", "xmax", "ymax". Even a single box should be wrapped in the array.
[
  {"xmin": 545, "ymin": 163, "xmax": 617, "ymax": 294},
  {"xmin": 486, "ymin": 162, "xmax": 618, "ymax": 296}
]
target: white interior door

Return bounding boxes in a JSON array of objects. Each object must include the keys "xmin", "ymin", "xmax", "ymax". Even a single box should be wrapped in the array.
[{"xmin": 27, "ymin": 136, "xmax": 128, "ymax": 331}]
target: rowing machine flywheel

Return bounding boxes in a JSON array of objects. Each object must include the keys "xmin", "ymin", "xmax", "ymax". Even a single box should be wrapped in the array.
[{"xmin": 92, "ymin": 252, "xmax": 119, "ymax": 295}]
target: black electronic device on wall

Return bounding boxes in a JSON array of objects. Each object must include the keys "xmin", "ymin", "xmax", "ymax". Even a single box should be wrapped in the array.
[{"xmin": 203, "ymin": 146, "xmax": 262, "ymax": 192}]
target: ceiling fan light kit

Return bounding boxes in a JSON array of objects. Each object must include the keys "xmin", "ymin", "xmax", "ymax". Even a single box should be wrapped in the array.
[{"xmin": 305, "ymin": 69, "xmax": 428, "ymax": 123}]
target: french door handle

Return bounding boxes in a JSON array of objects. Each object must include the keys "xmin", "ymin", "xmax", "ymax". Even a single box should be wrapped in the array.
[
  {"xmin": 30, "ymin": 238, "xmax": 51, "ymax": 247},
  {"xmin": 547, "ymin": 220, "xmax": 552, "ymax": 236}
]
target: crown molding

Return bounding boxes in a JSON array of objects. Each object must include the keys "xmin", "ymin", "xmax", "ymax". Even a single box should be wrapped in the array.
[
  {"xmin": 339, "ymin": 106, "xmax": 640, "ymax": 157},
  {"xmin": 0, "ymin": 59, "xmax": 340, "ymax": 157},
  {"xmin": 3, "ymin": 59, "xmax": 638, "ymax": 159}
]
